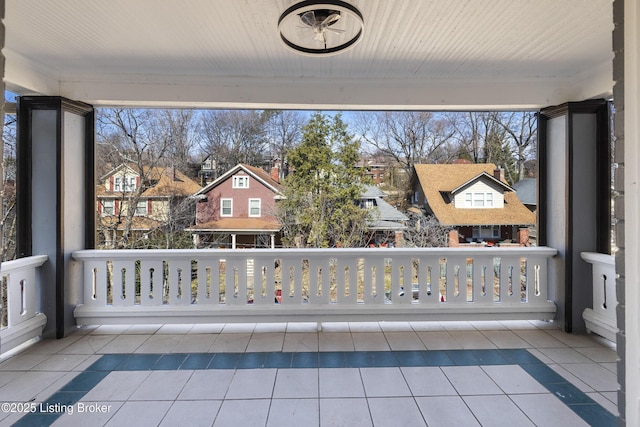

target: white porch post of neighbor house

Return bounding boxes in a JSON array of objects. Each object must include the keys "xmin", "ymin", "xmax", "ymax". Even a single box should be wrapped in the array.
[
  {"xmin": 231, "ymin": 234, "xmax": 237, "ymax": 249},
  {"xmin": 16, "ymin": 97, "xmax": 95, "ymax": 339},
  {"xmin": 538, "ymin": 100, "xmax": 611, "ymax": 334},
  {"xmin": 270, "ymin": 234, "xmax": 275, "ymax": 249}
]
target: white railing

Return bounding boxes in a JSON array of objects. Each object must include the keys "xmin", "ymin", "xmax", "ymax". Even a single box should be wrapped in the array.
[
  {"xmin": 0, "ymin": 255, "xmax": 48, "ymax": 357},
  {"xmin": 581, "ymin": 252, "xmax": 617, "ymax": 342},
  {"xmin": 72, "ymin": 247, "xmax": 557, "ymax": 325}
]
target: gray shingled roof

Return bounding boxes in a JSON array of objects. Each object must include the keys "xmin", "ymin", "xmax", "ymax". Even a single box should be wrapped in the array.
[
  {"xmin": 361, "ymin": 185, "xmax": 408, "ymax": 230},
  {"xmin": 512, "ymin": 178, "xmax": 537, "ymax": 206}
]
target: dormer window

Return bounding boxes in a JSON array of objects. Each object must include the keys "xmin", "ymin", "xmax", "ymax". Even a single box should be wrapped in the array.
[
  {"xmin": 113, "ymin": 176, "xmax": 137, "ymax": 192},
  {"xmin": 124, "ymin": 177, "xmax": 137, "ymax": 191},
  {"xmin": 233, "ymin": 176, "xmax": 249, "ymax": 189},
  {"xmin": 360, "ymin": 199, "xmax": 377, "ymax": 209},
  {"xmin": 465, "ymin": 192, "xmax": 494, "ymax": 208}
]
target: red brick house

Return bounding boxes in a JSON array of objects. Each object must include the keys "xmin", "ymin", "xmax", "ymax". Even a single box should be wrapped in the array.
[{"xmin": 188, "ymin": 164, "xmax": 283, "ymax": 248}]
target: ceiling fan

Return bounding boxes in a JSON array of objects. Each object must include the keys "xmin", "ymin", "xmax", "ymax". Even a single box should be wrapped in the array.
[
  {"xmin": 297, "ymin": 10, "xmax": 345, "ymax": 48},
  {"xmin": 278, "ymin": 1, "xmax": 364, "ymax": 56}
]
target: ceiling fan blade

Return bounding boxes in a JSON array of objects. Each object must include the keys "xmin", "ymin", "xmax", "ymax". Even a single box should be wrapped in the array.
[
  {"xmin": 321, "ymin": 13, "xmax": 341, "ymax": 27},
  {"xmin": 326, "ymin": 28, "xmax": 346, "ymax": 35},
  {"xmin": 300, "ymin": 11, "xmax": 316, "ymax": 27}
]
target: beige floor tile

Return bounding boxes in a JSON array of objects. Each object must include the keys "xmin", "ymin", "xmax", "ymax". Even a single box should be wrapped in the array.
[
  {"xmin": 463, "ymin": 395, "xmax": 535, "ymax": 426},
  {"xmin": 481, "ymin": 365, "xmax": 548, "ymax": 394},
  {"xmin": 441, "ymin": 366, "xmax": 503, "ymax": 395},
  {"xmin": 318, "ymin": 332, "xmax": 354, "ymax": 351},
  {"xmin": 384, "ymin": 331, "xmax": 426, "ymax": 350},
  {"xmin": 401, "ymin": 367, "xmax": 458, "ymax": 396},
  {"xmin": 246, "ymin": 332, "xmax": 285, "ymax": 352},
  {"xmin": 273, "ymin": 368, "xmax": 318, "ymax": 398},
  {"xmin": 360, "ymin": 367, "xmax": 411, "ymax": 397},
  {"xmin": 208, "ymin": 333, "xmax": 251, "ymax": 352},
  {"xmin": 134, "ymin": 334, "xmax": 182, "ymax": 353},
  {"xmin": 352, "ymin": 332, "xmax": 390, "ymax": 351},
  {"xmin": 160, "ymin": 400, "xmax": 221, "ymax": 427},
  {"xmin": 319, "ymin": 368, "xmax": 365, "ymax": 398},
  {"xmin": 31, "ymin": 354, "xmax": 91, "ymax": 371},
  {"xmin": 282, "ymin": 332, "xmax": 319, "ymax": 352},
  {"xmin": 510, "ymin": 393, "xmax": 591, "ymax": 427},
  {"xmin": 416, "ymin": 396, "xmax": 481, "ymax": 427},
  {"xmin": 320, "ymin": 398, "xmax": 372, "ymax": 427},
  {"xmin": 129, "ymin": 370, "xmax": 193, "ymax": 400},
  {"xmin": 450, "ymin": 330, "xmax": 497, "ymax": 349},
  {"xmin": 368, "ymin": 397, "xmax": 426, "ymax": 427},
  {"xmin": 226, "ymin": 369, "xmax": 276, "ymax": 399},
  {"xmin": 214, "ymin": 399, "xmax": 270, "ymax": 427},
  {"xmin": 416, "ymin": 331, "xmax": 462, "ymax": 350},
  {"xmin": 98, "ymin": 335, "xmax": 149, "ymax": 354},
  {"xmin": 267, "ymin": 398, "xmax": 319, "ymax": 427},
  {"xmin": 481, "ymin": 330, "xmax": 531, "ymax": 349},
  {"xmin": 178, "ymin": 370, "xmax": 234, "ymax": 400},
  {"xmin": 105, "ymin": 401, "xmax": 172, "ymax": 427}
]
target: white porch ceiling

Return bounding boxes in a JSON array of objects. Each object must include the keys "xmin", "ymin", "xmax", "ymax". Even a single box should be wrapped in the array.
[{"xmin": 4, "ymin": 0, "xmax": 613, "ymax": 110}]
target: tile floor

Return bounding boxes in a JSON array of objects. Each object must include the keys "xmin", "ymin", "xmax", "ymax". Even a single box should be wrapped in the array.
[{"xmin": 0, "ymin": 320, "xmax": 619, "ymax": 426}]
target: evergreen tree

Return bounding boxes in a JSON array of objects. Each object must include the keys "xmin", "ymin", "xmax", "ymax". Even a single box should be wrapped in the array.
[{"xmin": 278, "ymin": 113, "xmax": 370, "ymax": 248}]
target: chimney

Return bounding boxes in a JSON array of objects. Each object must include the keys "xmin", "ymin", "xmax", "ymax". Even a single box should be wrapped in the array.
[
  {"xmin": 493, "ymin": 166, "xmax": 505, "ymax": 182},
  {"xmin": 448, "ymin": 229, "xmax": 460, "ymax": 247},
  {"xmin": 270, "ymin": 165, "xmax": 280, "ymax": 183},
  {"xmin": 518, "ymin": 227, "xmax": 530, "ymax": 246}
]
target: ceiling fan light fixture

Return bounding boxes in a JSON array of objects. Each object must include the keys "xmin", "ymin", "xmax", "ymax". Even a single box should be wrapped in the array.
[{"xmin": 278, "ymin": 0, "xmax": 364, "ymax": 57}]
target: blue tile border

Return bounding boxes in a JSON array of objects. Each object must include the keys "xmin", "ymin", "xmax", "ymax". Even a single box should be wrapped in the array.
[{"xmin": 13, "ymin": 349, "xmax": 616, "ymax": 427}]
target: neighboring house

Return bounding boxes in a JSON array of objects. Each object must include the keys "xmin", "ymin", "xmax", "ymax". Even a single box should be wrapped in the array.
[
  {"xmin": 188, "ymin": 164, "xmax": 283, "ymax": 249},
  {"xmin": 512, "ymin": 178, "xmax": 537, "ymax": 213},
  {"xmin": 360, "ymin": 185, "xmax": 408, "ymax": 247},
  {"xmin": 411, "ymin": 163, "xmax": 536, "ymax": 245},
  {"xmin": 97, "ymin": 164, "xmax": 202, "ymax": 248},
  {"xmin": 512, "ymin": 177, "xmax": 537, "ymax": 245},
  {"xmin": 357, "ymin": 157, "xmax": 388, "ymax": 186}
]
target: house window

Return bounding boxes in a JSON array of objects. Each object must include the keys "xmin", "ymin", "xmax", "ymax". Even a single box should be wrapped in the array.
[
  {"xmin": 135, "ymin": 201, "xmax": 147, "ymax": 216},
  {"xmin": 232, "ymin": 176, "xmax": 249, "ymax": 188},
  {"xmin": 114, "ymin": 176, "xmax": 136, "ymax": 191},
  {"xmin": 466, "ymin": 192, "xmax": 494, "ymax": 208},
  {"xmin": 102, "ymin": 200, "xmax": 114, "ymax": 215},
  {"xmin": 360, "ymin": 199, "xmax": 376, "ymax": 209},
  {"xmin": 472, "ymin": 225, "xmax": 500, "ymax": 239},
  {"xmin": 221, "ymin": 199, "xmax": 233, "ymax": 216},
  {"xmin": 124, "ymin": 177, "xmax": 137, "ymax": 191},
  {"xmin": 249, "ymin": 198, "xmax": 261, "ymax": 217}
]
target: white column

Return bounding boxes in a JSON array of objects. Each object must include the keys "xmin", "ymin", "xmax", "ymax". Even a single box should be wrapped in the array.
[
  {"xmin": 231, "ymin": 234, "xmax": 236, "ymax": 249},
  {"xmin": 625, "ymin": 0, "xmax": 640, "ymax": 424},
  {"xmin": 270, "ymin": 234, "xmax": 275, "ymax": 249}
]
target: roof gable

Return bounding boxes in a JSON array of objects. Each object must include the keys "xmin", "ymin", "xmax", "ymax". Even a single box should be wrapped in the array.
[
  {"xmin": 450, "ymin": 171, "xmax": 514, "ymax": 194},
  {"xmin": 195, "ymin": 163, "xmax": 282, "ymax": 196},
  {"xmin": 99, "ymin": 163, "xmax": 139, "ymax": 181}
]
